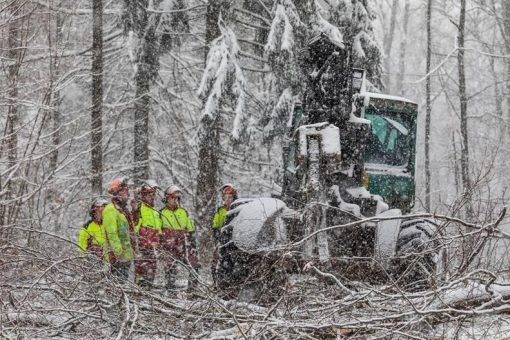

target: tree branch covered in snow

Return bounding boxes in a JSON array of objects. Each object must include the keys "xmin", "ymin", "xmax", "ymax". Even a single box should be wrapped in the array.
[
  {"xmin": 197, "ymin": 16, "xmax": 246, "ymax": 141},
  {"xmin": 3, "ymin": 208, "xmax": 510, "ymax": 339}
]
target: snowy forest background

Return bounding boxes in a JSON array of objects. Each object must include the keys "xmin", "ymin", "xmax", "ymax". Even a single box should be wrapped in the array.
[{"xmin": 2, "ymin": 0, "xmax": 510, "ymax": 338}]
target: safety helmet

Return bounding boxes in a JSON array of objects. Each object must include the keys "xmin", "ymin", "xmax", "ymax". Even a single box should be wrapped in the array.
[
  {"xmin": 221, "ymin": 183, "xmax": 236, "ymax": 195},
  {"xmin": 107, "ymin": 177, "xmax": 129, "ymax": 195},
  {"xmin": 89, "ymin": 198, "xmax": 108, "ymax": 218},
  {"xmin": 93, "ymin": 198, "xmax": 109, "ymax": 207},
  {"xmin": 164, "ymin": 185, "xmax": 182, "ymax": 197},
  {"xmin": 139, "ymin": 179, "xmax": 160, "ymax": 194}
]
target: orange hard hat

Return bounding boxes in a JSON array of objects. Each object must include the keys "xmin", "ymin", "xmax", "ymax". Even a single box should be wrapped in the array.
[{"xmin": 107, "ymin": 177, "xmax": 128, "ymax": 195}]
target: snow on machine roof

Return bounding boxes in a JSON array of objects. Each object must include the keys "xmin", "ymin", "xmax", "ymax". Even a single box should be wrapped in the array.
[{"xmin": 360, "ymin": 92, "xmax": 417, "ymax": 105}]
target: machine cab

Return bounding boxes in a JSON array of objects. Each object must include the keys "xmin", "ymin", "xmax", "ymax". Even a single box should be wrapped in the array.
[{"xmin": 359, "ymin": 93, "xmax": 418, "ymax": 213}]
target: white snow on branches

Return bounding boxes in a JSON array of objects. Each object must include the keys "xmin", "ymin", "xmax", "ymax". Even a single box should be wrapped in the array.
[
  {"xmin": 275, "ymin": 88, "xmax": 294, "ymax": 123},
  {"xmin": 198, "ymin": 19, "xmax": 246, "ymax": 140},
  {"xmin": 265, "ymin": 1, "xmax": 302, "ymax": 55},
  {"xmin": 311, "ymin": 1, "xmax": 344, "ymax": 48},
  {"xmin": 353, "ymin": 31, "xmax": 378, "ymax": 59},
  {"xmin": 266, "ymin": 5, "xmax": 294, "ymax": 55}
]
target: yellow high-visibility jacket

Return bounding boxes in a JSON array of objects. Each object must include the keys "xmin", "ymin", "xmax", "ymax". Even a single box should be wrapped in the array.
[
  {"xmin": 161, "ymin": 207, "xmax": 195, "ymax": 233},
  {"xmin": 135, "ymin": 202, "xmax": 162, "ymax": 234},
  {"xmin": 102, "ymin": 202, "xmax": 134, "ymax": 262},
  {"xmin": 212, "ymin": 207, "xmax": 227, "ymax": 230},
  {"xmin": 78, "ymin": 220, "xmax": 106, "ymax": 256}
]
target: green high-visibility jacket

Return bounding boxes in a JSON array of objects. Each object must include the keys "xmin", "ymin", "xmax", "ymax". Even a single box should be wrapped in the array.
[
  {"xmin": 135, "ymin": 202, "xmax": 162, "ymax": 234},
  {"xmin": 161, "ymin": 207, "xmax": 195, "ymax": 233},
  {"xmin": 102, "ymin": 202, "xmax": 134, "ymax": 261},
  {"xmin": 212, "ymin": 206, "xmax": 227, "ymax": 230},
  {"xmin": 78, "ymin": 220, "xmax": 106, "ymax": 256}
]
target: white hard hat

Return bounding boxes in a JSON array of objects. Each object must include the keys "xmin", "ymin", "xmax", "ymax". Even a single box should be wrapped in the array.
[
  {"xmin": 141, "ymin": 179, "xmax": 161, "ymax": 192},
  {"xmin": 165, "ymin": 185, "xmax": 182, "ymax": 196},
  {"xmin": 93, "ymin": 198, "xmax": 109, "ymax": 206},
  {"xmin": 220, "ymin": 183, "xmax": 235, "ymax": 191}
]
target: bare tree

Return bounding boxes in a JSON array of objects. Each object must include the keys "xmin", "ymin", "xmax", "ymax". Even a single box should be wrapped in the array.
[
  {"xmin": 383, "ymin": 0, "xmax": 399, "ymax": 91},
  {"xmin": 396, "ymin": 0, "xmax": 410, "ymax": 96},
  {"xmin": 195, "ymin": 0, "xmax": 229, "ymax": 229},
  {"xmin": 457, "ymin": 0, "xmax": 472, "ymax": 208},
  {"xmin": 91, "ymin": 0, "xmax": 104, "ymax": 194},
  {"xmin": 0, "ymin": 1, "xmax": 25, "ymax": 231},
  {"xmin": 123, "ymin": 0, "xmax": 168, "ymax": 184},
  {"xmin": 425, "ymin": 0, "xmax": 432, "ymax": 211},
  {"xmin": 504, "ymin": 1, "xmax": 510, "ymax": 130},
  {"xmin": 48, "ymin": 7, "xmax": 63, "ymax": 178}
]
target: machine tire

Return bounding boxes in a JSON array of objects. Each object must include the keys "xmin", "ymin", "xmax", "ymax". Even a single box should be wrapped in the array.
[
  {"xmin": 393, "ymin": 219, "xmax": 440, "ymax": 291},
  {"xmin": 215, "ymin": 198, "xmax": 291, "ymax": 301}
]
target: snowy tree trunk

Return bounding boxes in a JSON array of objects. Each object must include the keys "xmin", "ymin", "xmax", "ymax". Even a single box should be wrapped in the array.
[
  {"xmin": 91, "ymin": 0, "xmax": 103, "ymax": 194},
  {"xmin": 304, "ymin": 137, "xmax": 321, "ymax": 259},
  {"xmin": 424, "ymin": 0, "xmax": 432, "ymax": 211},
  {"xmin": 133, "ymin": 66, "xmax": 151, "ymax": 184},
  {"xmin": 241, "ymin": 0, "xmax": 269, "ymax": 57},
  {"xmin": 196, "ymin": 0, "xmax": 228, "ymax": 273},
  {"xmin": 1, "ymin": 2, "xmax": 23, "ymax": 236},
  {"xmin": 396, "ymin": 0, "xmax": 410, "ymax": 96},
  {"xmin": 383, "ymin": 0, "xmax": 398, "ymax": 92},
  {"xmin": 204, "ymin": 0, "xmax": 229, "ymax": 58},
  {"xmin": 6, "ymin": 4, "xmax": 20, "ymax": 176},
  {"xmin": 45, "ymin": 8, "xmax": 64, "ymax": 232},
  {"xmin": 49, "ymin": 12, "xmax": 63, "ymax": 178},
  {"xmin": 489, "ymin": 54, "xmax": 504, "ymax": 139},
  {"xmin": 457, "ymin": 0, "xmax": 472, "ymax": 207},
  {"xmin": 130, "ymin": 1, "xmax": 162, "ymax": 184},
  {"xmin": 196, "ymin": 0, "xmax": 223, "ymax": 209},
  {"xmin": 195, "ymin": 115, "xmax": 220, "ymax": 228},
  {"xmin": 504, "ymin": 1, "xmax": 510, "ymax": 136}
]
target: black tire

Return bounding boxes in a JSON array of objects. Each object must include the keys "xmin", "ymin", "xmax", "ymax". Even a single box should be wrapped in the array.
[
  {"xmin": 216, "ymin": 199, "xmax": 291, "ymax": 301},
  {"xmin": 393, "ymin": 219, "xmax": 440, "ymax": 291}
]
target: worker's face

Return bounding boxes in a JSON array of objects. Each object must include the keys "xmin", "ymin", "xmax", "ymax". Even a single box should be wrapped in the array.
[
  {"xmin": 223, "ymin": 193, "xmax": 234, "ymax": 208},
  {"xmin": 93, "ymin": 205, "xmax": 105, "ymax": 221},
  {"xmin": 166, "ymin": 194, "xmax": 179, "ymax": 209},
  {"xmin": 142, "ymin": 191, "xmax": 155, "ymax": 206},
  {"xmin": 118, "ymin": 186, "xmax": 129, "ymax": 203}
]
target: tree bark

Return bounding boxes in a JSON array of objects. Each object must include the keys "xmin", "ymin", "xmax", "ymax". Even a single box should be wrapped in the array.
[
  {"xmin": 196, "ymin": 0, "xmax": 226, "ymax": 224},
  {"xmin": 457, "ymin": 0, "xmax": 472, "ymax": 216},
  {"xmin": 49, "ymin": 11, "xmax": 62, "ymax": 177},
  {"xmin": 503, "ymin": 1, "xmax": 510, "ymax": 134},
  {"xmin": 383, "ymin": 0, "xmax": 399, "ymax": 92},
  {"xmin": 131, "ymin": 1, "xmax": 161, "ymax": 185},
  {"xmin": 91, "ymin": 0, "xmax": 104, "ymax": 194},
  {"xmin": 6, "ymin": 5, "xmax": 20, "ymax": 173},
  {"xmin": 0, "ymin": 2, "xmax": 23, "ymax": 234},
  {"xmin": 396, "ymin": 0, "xmax": 410, "ymax": 96},
  {"xmin": 133, "ymin": 66, "xmax": 151, "ymax": 185},
  {"xmin": 195, "ymin": 0, "xmax": 228, "ymax": 275},
  {"xmin": 424, "ymin": 0, "xmax": 432, "ymax": 211},
  {"xmin": 204, "ymin": 0, "xmax": 229, "ymax": 59}
]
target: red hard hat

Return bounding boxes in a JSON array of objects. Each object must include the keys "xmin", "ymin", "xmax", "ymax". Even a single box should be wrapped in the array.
[
  {"xmin": 221, "ymin": 183, "xmax": 236, "ymax": 195},
  {"xmin": 107, "ymin": 177, "xmax": 128, "ymax": 195}
]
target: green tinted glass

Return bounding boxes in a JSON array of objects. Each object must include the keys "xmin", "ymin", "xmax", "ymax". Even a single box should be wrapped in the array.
[{"xmin": 365, "ymin": 112, "xmax": 412, "ymax": 166}]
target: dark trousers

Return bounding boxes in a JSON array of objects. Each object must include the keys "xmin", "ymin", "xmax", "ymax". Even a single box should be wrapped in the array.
[
  {"xmin": 111, "ymin": 261, "xmax": 131, "ymax": 282},
  {"xmin": 135, "ymin": 247, "xmax": 157, "ymax": 285}
]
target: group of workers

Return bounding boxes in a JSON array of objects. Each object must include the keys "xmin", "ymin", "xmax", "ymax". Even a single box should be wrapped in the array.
[{"xmin": 77, "ymin": 176, "xmax": 237, "ymax": 290}]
